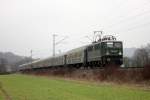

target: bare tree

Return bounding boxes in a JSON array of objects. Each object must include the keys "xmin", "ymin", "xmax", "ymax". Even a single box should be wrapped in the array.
[
  {"xmin": 123, "ymin": 57, "xmax": 133, "ymax": 67},
  {"xmin": 145, "ymin": 43, "xmax": 150, "ymax": 62},
  {"xmin": 0, "ymin": 58, "xmax": 8, "ymax": 73},
  {"xmin": 132, "ymin": 45, "xmax": 149, "ymax": 67}
]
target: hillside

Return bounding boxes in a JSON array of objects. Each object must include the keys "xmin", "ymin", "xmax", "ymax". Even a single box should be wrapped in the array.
[
  {"xmin": 0, "ymin": 52, "xmax": 33, "ymax": 72},
  {"xmin": 0, "ymin": 52, "xmax": 25, "ymax": 65}
]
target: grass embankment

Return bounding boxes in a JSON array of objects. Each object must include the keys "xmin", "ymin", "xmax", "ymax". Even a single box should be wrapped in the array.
[{"xmin": 0, "ymin": 74, "xmax": 150, "ymax": 100}]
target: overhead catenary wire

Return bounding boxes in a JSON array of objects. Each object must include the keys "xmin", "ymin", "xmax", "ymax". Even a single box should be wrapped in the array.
[
  {"xmin": 103, "ymin": 1, "xmax": 150, "ymax": 30},
  {"xmin": 120, "ymin": 21, "xmax": 150, "ymax": 33},
  {"xmin": 107, "ymin": 11, "xmax": 150, "ymax": 30}
]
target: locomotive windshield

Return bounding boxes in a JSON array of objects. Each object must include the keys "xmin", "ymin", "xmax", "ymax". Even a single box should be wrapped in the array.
[
  {"xmin": 107, "ymin": 42, "xmax": 113, "ymax": 48},
  {"xmin": 106, "ymin": 42, "xmax": 122, "ymax": 48},
  {"xmin": 114, "ymin": 42, "xmax": 122, "ymax": 48}
]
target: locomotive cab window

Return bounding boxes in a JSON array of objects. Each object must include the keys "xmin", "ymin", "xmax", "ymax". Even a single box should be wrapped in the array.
[
  {"xmin": 114, "ymin": 42, "xmax": 122, "ymax": 48},
  {"xmin": 107, "ymin": 42, "xmax": 113, "ymax": 48}
]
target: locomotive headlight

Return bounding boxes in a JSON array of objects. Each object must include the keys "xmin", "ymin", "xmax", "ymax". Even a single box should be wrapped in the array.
[
  {"xmin": 119, "ymin": 51, "xmax": 122, "ymax": 55},
  {"xmin": 106, "ymin": 51, "xmax": 109, "ymax": 55}
]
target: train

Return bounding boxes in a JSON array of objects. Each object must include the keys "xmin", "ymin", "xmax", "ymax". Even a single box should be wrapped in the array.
[{"xmin": 19, "ymin": 35, "xmax": 123, "ymax": 71}]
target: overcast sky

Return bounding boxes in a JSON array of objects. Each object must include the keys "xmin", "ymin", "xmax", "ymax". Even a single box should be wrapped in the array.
[{"xmin": 0, "ymin": 0, "xmax": 150, "ymax": 58}]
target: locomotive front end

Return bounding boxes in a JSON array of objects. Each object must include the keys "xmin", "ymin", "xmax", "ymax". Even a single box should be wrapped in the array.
[{"xmin": 101, "ymin": 35, "xmax": 123, "ymax": 65}]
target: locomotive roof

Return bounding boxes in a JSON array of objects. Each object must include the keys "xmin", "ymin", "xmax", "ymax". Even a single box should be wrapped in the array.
[{"xmin": 85, "ymin": 40, "xmax": 122, "ymax": 47}]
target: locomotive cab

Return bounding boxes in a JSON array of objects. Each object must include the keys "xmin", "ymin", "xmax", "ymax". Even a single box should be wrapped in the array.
[
  {"xmin": 86, "ymin": 35, "xmax": 123, "ymax": 67},
  {"xmin": 101, "ymin": 35, "xmax": 123, "ymax": 65}
]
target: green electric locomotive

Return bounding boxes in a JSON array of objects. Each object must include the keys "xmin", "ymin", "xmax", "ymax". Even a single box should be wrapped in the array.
[{"xmin": 86, "ymin": 35, "xmax": 123, "ymax": 67}]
